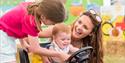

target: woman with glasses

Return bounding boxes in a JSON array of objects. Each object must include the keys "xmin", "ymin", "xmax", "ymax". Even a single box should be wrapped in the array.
[{"xmin": 30, "ymin": 9, "xmax": 103, "ymax": 63}]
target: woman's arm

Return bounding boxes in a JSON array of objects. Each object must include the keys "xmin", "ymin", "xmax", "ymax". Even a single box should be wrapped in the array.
[
  {"xmin": 26, "ymin": 35, "xmax": 70, "ymax": 61},
  {"xmin": 38, "ymin": 26, "xmax": 54, "ymax": 38}
]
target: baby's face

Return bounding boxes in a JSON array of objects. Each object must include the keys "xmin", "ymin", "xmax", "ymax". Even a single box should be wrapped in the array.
[{"xmin": 54, "ymin": 32, "xmax": 71, "ymax": 49}]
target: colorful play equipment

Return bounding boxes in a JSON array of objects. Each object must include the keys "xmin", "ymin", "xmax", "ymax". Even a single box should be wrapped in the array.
[{"xmin": 70, "ymin": 0, "xmax": 84, "ymax": 16}]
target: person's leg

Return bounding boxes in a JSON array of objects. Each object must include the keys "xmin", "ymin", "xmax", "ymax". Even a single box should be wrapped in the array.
[{"xmin": 0, "ymin": 30, "xmax": 16, "ymax": 63}]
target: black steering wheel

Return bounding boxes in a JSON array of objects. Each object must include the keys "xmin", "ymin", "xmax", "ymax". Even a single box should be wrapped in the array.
[{"xmin": 66, "ymin": 46, "xmax": 93, "ymax": 63}]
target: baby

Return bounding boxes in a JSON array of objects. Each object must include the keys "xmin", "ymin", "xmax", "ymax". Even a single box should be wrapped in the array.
[{"xmin": 43, "ymin": 23, "xmax": 79, "ymax": 63}]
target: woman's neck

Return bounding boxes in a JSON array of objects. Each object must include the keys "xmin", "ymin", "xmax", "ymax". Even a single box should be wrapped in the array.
[
  {"xmin": 71, "ymin": 36, "xmax": 80, "ymax": 41},
  {"xmin": 71, "ymin": 39, "xmax": 83, "ymax": 49}
]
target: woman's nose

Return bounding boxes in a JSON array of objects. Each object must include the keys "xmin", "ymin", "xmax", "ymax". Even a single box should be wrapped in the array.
[{"xmin": 77, "ymin": 27, "xmax": 82, "ymax": 32}]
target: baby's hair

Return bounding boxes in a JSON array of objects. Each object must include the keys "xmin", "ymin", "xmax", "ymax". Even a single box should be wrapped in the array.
[{"xmin": 52, "ymin": 23, "xmax": 71, "ymax": 36}]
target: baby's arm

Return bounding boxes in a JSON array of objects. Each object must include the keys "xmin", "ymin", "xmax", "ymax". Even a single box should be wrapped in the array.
[
  {"xmin": 69, "ymin": 44, "xmax": 79, "ymax": 53},
  {"xmin": 38, "ymin": 25, "xmax": 54, "ymax": 38}
]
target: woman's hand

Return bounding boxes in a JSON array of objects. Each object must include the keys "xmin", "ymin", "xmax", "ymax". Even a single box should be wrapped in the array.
[
  {"xmin": 26, "ymin": 36, "xmax": 41, "ymax": 53},
  {"xmin": 19, "ymin": 38, "xmax": 30, "ymax": 52}
]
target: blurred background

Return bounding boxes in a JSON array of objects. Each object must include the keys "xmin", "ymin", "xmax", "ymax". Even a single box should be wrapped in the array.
[{"xmin": 0, "ymin": 0, "xmax": 125, "ymax": 63}]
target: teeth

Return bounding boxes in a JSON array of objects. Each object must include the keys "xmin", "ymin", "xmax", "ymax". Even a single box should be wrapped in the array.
[
  {"xmin": 76, "ymin": 30, "xmax": 82, "ymax": 35},
  {"xmin": 75, "ymin": 31, "xmax": 81, "ymax": 35},
  {"xmin": 77, "ymin": 31, "xmax": 81, "ymax": 34}
]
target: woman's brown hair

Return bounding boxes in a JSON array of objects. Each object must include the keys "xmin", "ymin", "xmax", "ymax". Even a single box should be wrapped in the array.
[
  {"xmin": 27, "ymin": 0, "xmax": 66, "ymax": 31},
  {"xmin": 82, "ymin": 12, "xmax": 103, "ymax": 63}
]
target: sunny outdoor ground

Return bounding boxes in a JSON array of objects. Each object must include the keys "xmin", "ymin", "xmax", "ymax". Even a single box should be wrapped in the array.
[{"xmin": 104, "ymin": 41, "xmax": 125, "ymax": 63}]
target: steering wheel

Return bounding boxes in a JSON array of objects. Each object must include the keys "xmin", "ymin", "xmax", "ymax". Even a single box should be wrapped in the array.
[{"xmin": 66, "ymin": 46, "xmax": 93, "ymax": 63}]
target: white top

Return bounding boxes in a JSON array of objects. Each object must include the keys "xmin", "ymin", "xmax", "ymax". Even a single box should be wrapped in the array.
[
  {"xmin": 49, "ymin": 41, "xmax": 70, "ymax": 63},
  {"xmin": 49, "ymin": 41, "xmax": 70, "ymax": 54}
]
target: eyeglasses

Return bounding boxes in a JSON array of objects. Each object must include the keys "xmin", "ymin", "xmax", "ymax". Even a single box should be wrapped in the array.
[
  {"xmin": 88, "ymin": 9, "xmax": 102, "ymax": 31},
  {"xmin": 88, "ymin": 9, "xmax": 102, "ymax": 23}
]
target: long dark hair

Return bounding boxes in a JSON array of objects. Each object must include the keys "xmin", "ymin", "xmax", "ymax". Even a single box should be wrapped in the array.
[{"xmin": 82, "ymin": 12, "xmax": 103, "ymax": 63}]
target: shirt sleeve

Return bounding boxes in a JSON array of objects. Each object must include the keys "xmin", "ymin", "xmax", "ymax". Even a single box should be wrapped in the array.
[{"xmin": 21, "ymin": 14, "xmax": 39, "ymax": 37}]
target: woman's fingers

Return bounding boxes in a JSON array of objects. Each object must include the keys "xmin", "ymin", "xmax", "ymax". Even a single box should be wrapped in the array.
[
  {"xmin": 26, "ymin": 36, "xmax": 40, "ymax": 53},
  {"xmin": 22, "ymin": 41, "xmax": 30, "ymax": 52},
  {"xmin": 19, "ymin": 39, "xmax": 30, "ymax": 52},
  {"xmin": 23, "ymin": 41, "xmax": 30, "ymax": 48}
]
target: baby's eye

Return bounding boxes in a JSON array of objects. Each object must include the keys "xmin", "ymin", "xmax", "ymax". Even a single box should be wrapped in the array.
[{"xmin": 67, "ymin": 38, "xmax": 71, "ymax": 40}]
